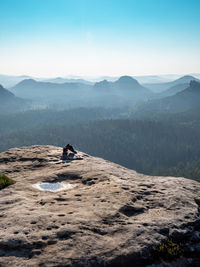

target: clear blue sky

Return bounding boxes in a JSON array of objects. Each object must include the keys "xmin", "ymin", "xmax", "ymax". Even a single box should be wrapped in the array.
[{"xmin": 0, "ymin": 0, "xmax": 200, "ymax": 77}]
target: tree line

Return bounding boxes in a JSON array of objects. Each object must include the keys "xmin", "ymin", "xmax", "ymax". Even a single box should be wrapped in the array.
[{"xmin": 1, "ymin": 117, "xmax": 200, "ymax": 182}]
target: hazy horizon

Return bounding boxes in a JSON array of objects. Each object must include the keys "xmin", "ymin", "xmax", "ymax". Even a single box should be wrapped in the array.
[
  {"xmin": 0, "ymin": 72, "xmax": 199, "ymax": 80},
  {"xmin": 1, "ymin": 0, "xmax": 200, "ymax": 77}
]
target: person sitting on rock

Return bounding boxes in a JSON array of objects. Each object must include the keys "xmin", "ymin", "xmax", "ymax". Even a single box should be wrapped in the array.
[
  {"xmin": 63, "ymin": 144, "xmax": 77, "ymax": 154},
  {"xmin": 62, "ymin": 144, "xmax": 77, "ymax": 160}
]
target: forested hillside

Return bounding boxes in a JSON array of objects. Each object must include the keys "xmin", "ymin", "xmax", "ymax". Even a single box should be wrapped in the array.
[
  {"xmin": 1, "ymin": 118, "xmax": 200, "ymax": 182},
  {"xmin": 0, "ymin": 107, "xmax": 125, "ymax": 135}
]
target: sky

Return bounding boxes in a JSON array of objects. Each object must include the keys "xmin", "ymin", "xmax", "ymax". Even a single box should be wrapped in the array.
[{"xmin": 0, "ymin": 0, "xmax": 200, "ymax": 77}]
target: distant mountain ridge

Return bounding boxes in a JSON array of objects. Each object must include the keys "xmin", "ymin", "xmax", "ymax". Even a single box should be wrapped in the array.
[
  {"xmin": 144, "ymin": 75, "xmax": 200, "ymax": 93},
  {"xmin": 135, "ymin": 80, "xmax": 200, "ymax": 117},
  {"xmin": 11, "ymin": 79, "xmax": 92, "ymax": 96},
  {"xmin": 42, "ymin": 77, "xmax": 93, "ymax": 85},
  {"xmin": 94, "ymin": 75, "xmax": 151, "ymax": 91},
  {"xmin": 1, "ymin": 73, "xmax": 200, "ymax": 88},
  {"xmin": 158, "ymin": 83, "xmax": 189, "ymax": 98},
  {"xmin": 6, "ymin": 74, "xmax": 200, "ymax": 110},
  {"xmin": 0, "ymin": 84, "xmax": 28, "ymax": 113},
  {"xmin": 10, "ymin": 76, "xmax": 153, "ymax": 108}
]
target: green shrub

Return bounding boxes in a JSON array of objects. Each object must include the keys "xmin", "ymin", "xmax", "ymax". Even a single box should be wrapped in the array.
[{"xmin": 0, "ymin": 174, "xmax": 16, "ymax": 190}]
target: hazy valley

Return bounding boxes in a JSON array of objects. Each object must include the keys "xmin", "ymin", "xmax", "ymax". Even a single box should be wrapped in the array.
[{"xmin": 1, "ymin": 74, "xmax": 200, "ymax": 182}]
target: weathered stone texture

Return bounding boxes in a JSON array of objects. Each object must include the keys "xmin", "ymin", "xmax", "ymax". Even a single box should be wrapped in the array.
[{"xmin": 0, "ymin": 145, "xmax": 200, "ymax": 266}]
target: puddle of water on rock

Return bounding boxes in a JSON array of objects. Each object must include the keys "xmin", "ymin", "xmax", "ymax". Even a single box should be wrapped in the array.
[{"xmin": 33, "ymin": 182, "xmax": 74, "ymax": 192}]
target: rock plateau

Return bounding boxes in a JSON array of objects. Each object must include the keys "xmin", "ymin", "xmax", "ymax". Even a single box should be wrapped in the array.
[{"xmin": 0, "ymin": 145, "xmax": 200, "ymax": 266}]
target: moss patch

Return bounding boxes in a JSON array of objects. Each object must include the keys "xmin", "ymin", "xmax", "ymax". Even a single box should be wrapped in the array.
[
  {"xmin": 0, "ymin": 174, "xmax": 16, "ymax": 190},
  {"xmin": 152, "ymin": 238, "xmax": 182, "ymax": 261}
]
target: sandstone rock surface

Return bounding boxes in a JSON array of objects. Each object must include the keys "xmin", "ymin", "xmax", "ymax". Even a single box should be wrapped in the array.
[{"xmin": 0, "ymin": 145, "xmax": 200, "ymax": 267}]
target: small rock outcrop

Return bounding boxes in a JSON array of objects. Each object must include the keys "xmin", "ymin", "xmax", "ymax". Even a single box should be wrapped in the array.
[{"xmin": 0, "ymin": 145, "xmax": 200, "ymax": 266}]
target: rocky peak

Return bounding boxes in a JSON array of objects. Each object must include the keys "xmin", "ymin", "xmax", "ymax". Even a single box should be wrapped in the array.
[
  {"xmin": 0, "ymin": 145, "xmax": 200, "ymax": 266},
  {"xmin": 16, "ymin": 78, "xmax": 37, "ymax": 86},
  {"xmin": 116, "ymin": 75, "xmax": 140, "ymax": 85},
  {"xmin": 93, "ymin": 79, "xmax": 110, "ymax": 89}
]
